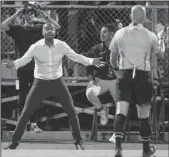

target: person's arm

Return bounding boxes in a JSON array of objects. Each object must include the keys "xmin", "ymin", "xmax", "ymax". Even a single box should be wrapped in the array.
[
  {"xmin": 40, "ymin": 10, "xmax": 60, "ymax": 30},
  {"xmin": 1, "ymin": 8, "xmax": 23, "ymax": 31},
  {"xmin": 151, "ymin": 34, "xmax": 165, "ymax": 59},
  {"xmin": 86, "ymin": 46, "xmax": 98, "ymax": 57},
  {"xmin": 151, "ymin": 23, "xmax": 166, "ymax": 59},
  {"xmin": 63, "ymin": 42, "xmax": 93, "ymax": 66},
  {"xmin": 81, "ymin": 45, "xmax": 99, "ymax": 58},
  {"xmin": 109, "ymin": 31, "xmax": 119, "ymax": 69},
  {"xmin": 62, "ymin": 42, "xmax": 102, "ymax": 67},
  {"xmin": 14, "ymin": 44, "xmax": 35, "ymax": 70},
  {"xmin": 84, "ymin": 49, "xmax": 94, "ymax": 57}
]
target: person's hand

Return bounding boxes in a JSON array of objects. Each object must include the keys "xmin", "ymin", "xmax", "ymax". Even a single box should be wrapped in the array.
[
  {"xmin": 113, "ymin": 69, "xmax": 118, "ymax": 78},
  {"xmin": 88, "ymin": 78, "xmax": 100, "ymax": 86},
  {"xmin": 39, "ymin": 10, "xmax": 49, "ymax": 19},
  {"xmin": 155, "ymin": 23, "xmax": 166, "ymax": 39},
  {"xmin": 15, "ymin": 8, "xmax": 25, "ymax": 16},
  {"xmin": 3, "ymin": 59, "xmax": 15, "ymax": 69},
  {"xmin": 146, "ymin": 1, "xmax": 152, "ymax": 6},
  {"xmin": 92, "ymin": 57, "xmax": 106, "ymax": 67},
  {"xmin": 37, "ymin": 2, "xmax": 49, "ymax": 8},
  {"xmin": 116, "ymin": 19, "xmax": 123, "ymax": 29},
  {"xmin": 87, "ymin": 74, "xmax": 94, "ymax": 82},
  {"xmin": 92, "ymin": 79, "xmax": 100, "ymax": 86}
]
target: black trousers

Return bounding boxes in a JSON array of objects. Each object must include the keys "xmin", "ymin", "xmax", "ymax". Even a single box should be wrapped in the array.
[
  {"xmin": 17, "ymin": 69, "xmax": 37, "ymax": 122},
  {"xmin": 12, "ymin": 77, "xmax": 82, "ymax": 144}
]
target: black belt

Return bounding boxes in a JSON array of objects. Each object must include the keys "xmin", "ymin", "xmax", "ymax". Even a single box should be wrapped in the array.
[{"xmin": 118, "ymin": 69, "xmax": 150, "ymax": 79}]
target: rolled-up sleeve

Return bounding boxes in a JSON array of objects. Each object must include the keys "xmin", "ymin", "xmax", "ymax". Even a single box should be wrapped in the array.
[
  {"xmin": 14, "ymin": 44, "xmax": 35, "ymax": 70},
  {"xmin": 63, "ymin": 42, "xmax": 93, "ymax": 66}
]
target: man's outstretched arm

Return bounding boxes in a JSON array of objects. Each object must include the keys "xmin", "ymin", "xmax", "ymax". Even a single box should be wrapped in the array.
[
  {"xmin": 63, "ymin": 42, "xmax": 104, "ymax": 67},
  {"xmin": 4, "ymin": 44, "xmax": 35, "ymax": 70}
]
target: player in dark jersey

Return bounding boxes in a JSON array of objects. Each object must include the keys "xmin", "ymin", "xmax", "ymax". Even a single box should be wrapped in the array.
[{"xmin": 86, "ymin": 24, "xmax": 117, "ymax": 126}]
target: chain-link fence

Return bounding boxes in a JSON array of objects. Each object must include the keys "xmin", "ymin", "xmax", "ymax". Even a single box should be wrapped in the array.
[{"xmin": 1, "ymin": 5, "xmax": 169, "ymax": 82}]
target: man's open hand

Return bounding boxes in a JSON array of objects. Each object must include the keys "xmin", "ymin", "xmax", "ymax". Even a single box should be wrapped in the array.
[
  {"xmin": 15, "ymin": 8, "xmax": 25, "ymax": 16},
  {"xmin": 92, "ymin": 57, "xmax": 106, "ymax": 67},
  {"xmin": 3, "ymin": 59, "xmax": 15, "ymax": 69},
  {"xmin": 156, "ymin": 23, "xmax": 166, "ymax": 39},
  {"xmin": 39, "ymin": 10, "xmax": 49, "ymax": 19}
]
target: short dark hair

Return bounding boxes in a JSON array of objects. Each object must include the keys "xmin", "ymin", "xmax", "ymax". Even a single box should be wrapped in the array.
[
  {"xmin": 23, "ymin": 4, "xmax": 39, "ymax": 16},
  {"xmin": 101, "ymin": 23, "xmax": 117, "ymax": 33}
]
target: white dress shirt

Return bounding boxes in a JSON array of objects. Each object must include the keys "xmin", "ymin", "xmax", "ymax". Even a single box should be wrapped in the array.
[
  {"xmin": 109, "ymin": 23, "xmax": 161, "ymax": 71},
  {"xmin": 14, "ymin": 39, "xmax": 93, "ymax": 80}
]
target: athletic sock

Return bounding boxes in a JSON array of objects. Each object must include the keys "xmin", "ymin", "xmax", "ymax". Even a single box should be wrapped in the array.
[
  {"xmin": 114, "ymin": 114, "xmax": 126, "ymax": 150},
  {"xmin": 139, "ymin": 118, "xmax": 151, "ymax": 153}
]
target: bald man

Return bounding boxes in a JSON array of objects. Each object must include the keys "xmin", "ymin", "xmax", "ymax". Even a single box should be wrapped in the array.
[
  {"xmin": 109, "ymin": 5, "xmax": 166, "ymax": 157},
  {"xmin": 4, "ymin": 23, "xmax": 103, "ymax": 150}
]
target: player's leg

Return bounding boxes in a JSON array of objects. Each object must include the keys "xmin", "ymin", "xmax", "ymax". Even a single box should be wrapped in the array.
[
  {"xmin": 108, "ymin": 79, "xmax": 117, "ymax": 103},
  {"xmin": 135, "ymin": 71, "xmax": 155, "ymax": 157},
  {"xmin": 108, "ymin": 80, "xmax": 116, "ymax": 143},
  {"xmin": 86, "ymin": 79, "xmax": 111, "ymax": 125},
  {"xmin": 17, "ymin": 70, "xmax": 29, "ymax": 117},
  {"xmin": 4, "ymin": 79, "xmax": 50, "ymax": 149},
  {"xmin": 86, "ymin": 79, "xmax": 105, "ymax": 109},
  {"xmin": 28, "ymin": 70, "xmax": 42, "ymax": 133},
  {"xmin": 114, "ymin": 70, "xmax": 132, "ymax": 157},
  {"xmin": 136, "ymin": 104, "xmax": 155, "ymax": 157},
  {"xmin": 52, "ymin": 77, "xmax": 84, "ymax": 150}
]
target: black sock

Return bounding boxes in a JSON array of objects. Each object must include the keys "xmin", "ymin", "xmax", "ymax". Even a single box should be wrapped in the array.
[
  {"xmin": 26, "ymin": 124, "xmax": 30, "ymax": 131},
  {"xmin": 114, "ymin": 114, "xmax": 126, "ymax": 150},
  {"xmin": 116, "ymin": 137, "xmax": 123, "ymax": 150},
  {"xmin": 139, "ymin": 118, "xmax": 151, "ymax": 153},
  {"xmin": 143, "ymin": 141, "xmax": 150, "ymax": 153}
]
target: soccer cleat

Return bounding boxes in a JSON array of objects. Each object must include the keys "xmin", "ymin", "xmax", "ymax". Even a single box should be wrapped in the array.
[
  {"xmin": 142, "ymin": 145, "xmax": 156, "ymax": 157},
  {"xmin": 109, "ymin": 133, "xmax": 116, "ymax": 143},
  {"xmin": 75, "ymin": 143, "xmax": 85, "ymax": 150},
  {"xmin": 4, "ymin": 141, "xmax": 19, "ymax": 149},
  {"xmin": 114, "ymin": 149, "xmax": 123, "ymax": 157},
  {"xmin": 30, "ymin": 123, "xmax": 42, "ymax": 133},
  {"xmin": 100, "ymin": 106, "xmax": 109, "ymax": 125}
]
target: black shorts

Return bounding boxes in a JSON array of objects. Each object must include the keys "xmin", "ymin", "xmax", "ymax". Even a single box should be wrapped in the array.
[{"xmin": 116, "ymin": 69, "xmax": 153, "ymax": 105}]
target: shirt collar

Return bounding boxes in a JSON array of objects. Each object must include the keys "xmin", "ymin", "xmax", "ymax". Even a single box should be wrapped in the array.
[
  {"xmin": 102, "ymin": 42, "xmax": 108, "ymax": 50},
  {"xmin": 41, "ymin": 39, "xmax": 57, "ymax": 47},
  {"xmin": 129, "ymin": 23, "xmax": 143, "ymax": 28}
]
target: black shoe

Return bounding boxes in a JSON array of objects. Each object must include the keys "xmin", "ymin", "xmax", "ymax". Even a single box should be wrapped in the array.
[
  {"xmin": 142, "ymin": 146, "xmax": 156, "ymax": 157},
  {"xmin": 114, "ymin": 149, "xmax": 123, "ymax": 157},
  {"xmin": 4, "ymin": 141, "xmax": 19, "ymax": 149},
  {"xmin": 75, "ymin": 143, "xmax": 85, "ymax": 150}
]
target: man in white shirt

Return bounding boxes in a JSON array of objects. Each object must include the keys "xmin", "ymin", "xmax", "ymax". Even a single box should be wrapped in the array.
[
  {"xmin": 1, "ymin": 3, "xmax": 61, "ymax": 133},
  {"xmin": 4, "ymin": 23, "xmax": 103, "ymax": 150},
  {"xmin": 109, "ymin": 5, "xmax": 166, "ymax": 157}
]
